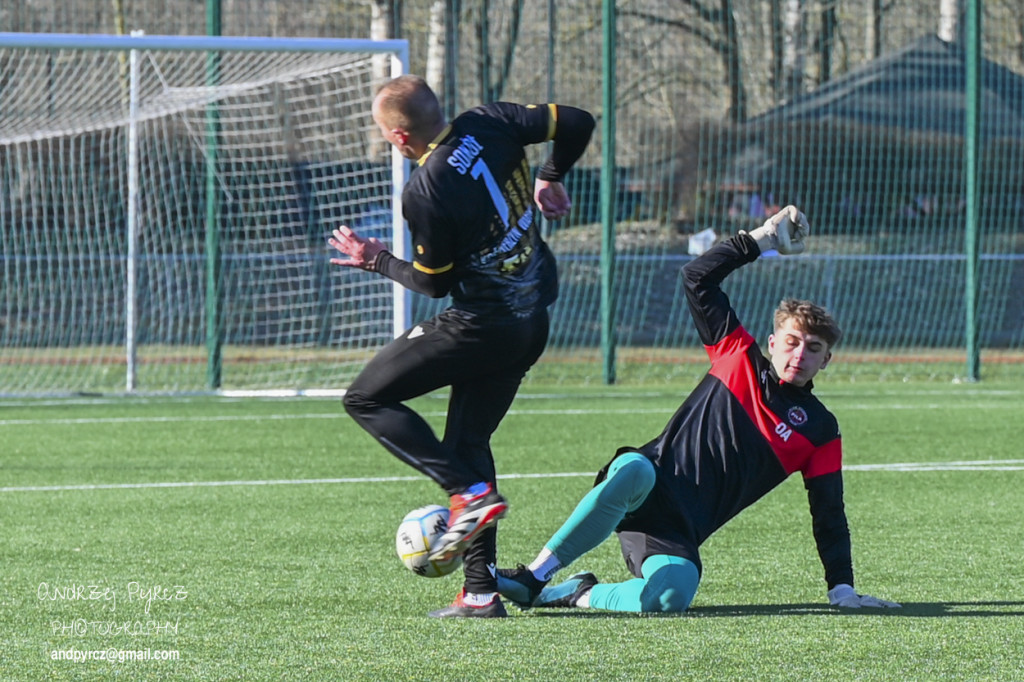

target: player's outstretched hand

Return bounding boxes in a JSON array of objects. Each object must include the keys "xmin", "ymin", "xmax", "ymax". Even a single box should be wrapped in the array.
[
  {"xmin": 534, "ymin": 179, "xmax": 572, "ymax": 220},
  {"xmin": 827, "ymin": 584, "xmax": 901, "ymax": 609},
  {"xmin": 771, "ymin": 205, "xmax": 809, "ymax": 254},
  {"xmin": 328, "ymin": 225, "xmax": 387, "ymax": 271},
  {"xmin": 745, "ymin": 205, "xmax": 809, "ymax": 255}
]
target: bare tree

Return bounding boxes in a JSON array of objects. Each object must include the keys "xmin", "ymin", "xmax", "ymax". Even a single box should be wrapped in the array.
[
  {"xmin": 780, "ymin": 0, "xmax": 806, "ymax": 98},
  {"xmin": 620, "ymin": 0, "xmax": 746, "ymax": 122},
  {"xmin": 938, "ymin": 0, "xmax": 963, "ymax": 43},
  {"xmin": 445, "ymin": 0, "xmax": 462, "ymax": 118},
  {"xmin": 816, "ymin": 0, "xmax": 837, "ymax": 84},
  {"xmin": 718, "ymin": 0, "xmax": 745, "ymax": 122},
  {"xmin": 865, "ymin": 0, "xmax": 894, "ymax": 58},
  {"xmin": 369, "ymin": 0, "xmax": 399, "ymax": 157},
  {"xmin": 370, "ymin": 0, "xmax": 398, "ymax": 57},
  {"xmin": 764, "ymin": 0, "xmax": 783, "ymax": 99},
  {"xmin": 425, "ymin": 0, "xmax": 446, "ymax": 93},
  {"xmin": 1018, "ymin": 14, "xmax": 1024, "ymax": 65},
  {"xmin": 476, "ymin": 0, "xmax": 523, "ymax": 101}
]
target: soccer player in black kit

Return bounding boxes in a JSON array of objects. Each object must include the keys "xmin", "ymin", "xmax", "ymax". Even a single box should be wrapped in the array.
[
  {"xmin": 328, "ymin": 75, "xmax": 594, "ymax": 618},
  {"xmin": 496, "ymin": 207, "xmax": 901, "ymax": 613}
]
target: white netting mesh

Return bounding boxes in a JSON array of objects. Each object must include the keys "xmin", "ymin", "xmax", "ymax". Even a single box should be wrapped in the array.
[{"xmin": 0, "ymin": 37, "xmax": 406, "ymax": 395}]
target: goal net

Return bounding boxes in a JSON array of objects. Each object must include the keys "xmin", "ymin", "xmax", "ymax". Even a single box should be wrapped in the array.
[{"xmin": 0, "ymin": 33, "xmax": 409, "ymax": 396}]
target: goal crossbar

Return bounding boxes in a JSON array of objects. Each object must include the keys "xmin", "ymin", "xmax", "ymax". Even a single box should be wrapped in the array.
[{"xmin": 0, "ymin": 32, "xmax": 408, "ymax": 58}]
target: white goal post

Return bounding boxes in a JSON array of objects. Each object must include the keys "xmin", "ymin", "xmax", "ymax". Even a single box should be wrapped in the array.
[{"xmin": 0, "ymin": 32, "xmax": 410, "ymax": 396}]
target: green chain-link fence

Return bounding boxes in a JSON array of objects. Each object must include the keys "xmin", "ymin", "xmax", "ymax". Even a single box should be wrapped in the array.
[{"xmin": 2, "ymin": 0, "xmax": 1022, "ymax": 392}]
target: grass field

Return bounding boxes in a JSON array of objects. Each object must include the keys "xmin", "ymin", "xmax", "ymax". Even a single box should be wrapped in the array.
[{"xmin": 2, "ymin": 382, "xmax": 1023, "ymax": 681}]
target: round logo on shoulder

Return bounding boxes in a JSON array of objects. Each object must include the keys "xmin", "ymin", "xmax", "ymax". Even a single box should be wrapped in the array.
[{"xmin": 787, "ymin": 406, "xmax": 808, "ymax": 426}]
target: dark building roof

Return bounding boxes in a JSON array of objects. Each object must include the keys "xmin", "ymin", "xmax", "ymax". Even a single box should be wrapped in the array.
[{"xmin": 747, "ymin": 34, "xmax": 1024, "ymax": 140}]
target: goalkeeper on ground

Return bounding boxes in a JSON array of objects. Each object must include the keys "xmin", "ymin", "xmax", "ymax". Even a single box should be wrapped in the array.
[{"xmin": 497, "ymin": 207, "xmax": 901, "ymax": 612}]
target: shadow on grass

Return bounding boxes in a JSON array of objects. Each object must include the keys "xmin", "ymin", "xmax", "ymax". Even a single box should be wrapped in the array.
[
  {"xmin": 520, "ymin": 602, "xmax": 1024, "ymax": 618},
  {"xmin": 690, "ymin": 601, "xmax": 1024, "ymax": 618}
]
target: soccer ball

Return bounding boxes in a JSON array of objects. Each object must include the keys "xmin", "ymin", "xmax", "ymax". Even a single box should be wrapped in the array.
[{"xmin": 395, "ymin": 504, "xmax": 462, "ymax": 578}]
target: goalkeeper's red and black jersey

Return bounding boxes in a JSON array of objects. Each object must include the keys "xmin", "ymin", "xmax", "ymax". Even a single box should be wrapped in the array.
[
  {"xmin": 399, "ymin": 102, "xmax": 570, "ymax": 319},
  {"xmin": 620, "ymin": 234, "xmax": 854, "ymax": 588}
]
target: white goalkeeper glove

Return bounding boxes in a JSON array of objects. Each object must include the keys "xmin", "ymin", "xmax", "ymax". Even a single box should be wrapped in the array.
[
  {"xmin": 743, "ymin": 205, "xmax": 809, "ymax": 255},
  {"xmin": 827, "ymin": 584, "xmax": 901, "ymax": 609}
]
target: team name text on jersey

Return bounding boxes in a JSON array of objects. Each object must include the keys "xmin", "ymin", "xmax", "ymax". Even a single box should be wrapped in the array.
[{"xmin": 448, "ymin": 135, "xmax": 484, "ymax": 174}]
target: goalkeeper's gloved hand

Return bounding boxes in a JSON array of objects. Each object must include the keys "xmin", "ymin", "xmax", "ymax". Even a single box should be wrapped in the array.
[
  {"xmin": 827, "ymin": 584, "xmax": 901, "ymax": 609},
  {"xmin": 743, "ymin": 205, "xmax": 809, "ymax": 255}
]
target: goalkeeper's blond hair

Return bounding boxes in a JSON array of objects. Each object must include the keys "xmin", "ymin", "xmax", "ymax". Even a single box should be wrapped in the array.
[{"xmin": 774, "ymin": 299, "xmax": 842, "ymax": 348}]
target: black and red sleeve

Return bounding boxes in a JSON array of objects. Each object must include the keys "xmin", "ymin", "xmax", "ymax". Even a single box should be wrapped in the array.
[
  {"xmin": 681, "ymin": 233, "xmax": 761, "ymax": 347},
  {"xmin": 805, "ymin": 471, "xmax": 855, "ymax": 589}
]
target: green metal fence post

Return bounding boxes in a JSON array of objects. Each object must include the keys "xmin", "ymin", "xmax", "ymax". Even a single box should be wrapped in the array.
[
  {"xmin": 205, "ymin": 0, "xmax": 223, "ymax": 389},
  {"xmin": 600, "ymin": 0, "xmax": 616, "ymax": 384},
  {"xmin": 964, "ymin": 0, "xmax": 981, "ymax": 381}
]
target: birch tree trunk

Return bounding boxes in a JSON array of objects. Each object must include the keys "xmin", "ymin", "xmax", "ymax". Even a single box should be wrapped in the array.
[
  {"xmin": 369, "ymin": 0, "xmax": 397, "ymax": 157},
  {"xmin": 781, "ymin": 0, "xmax": 806, "ymax": 99},
  {"xmin": 425, "ymin": 0, "xmax": 446, "ymax": 94},
  {"xmin": 938, "ymin": 0, "xmax": 963, "ymax": 43}
]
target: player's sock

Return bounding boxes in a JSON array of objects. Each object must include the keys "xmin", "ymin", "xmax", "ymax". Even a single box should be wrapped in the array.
[
  {"xmin": 528, "ymin": 548, "xmax": 562, "ymax": 582},
  {"xmin": 462, "ymin": 481, "xmax": 491, "ymax": 498},
  {"xmin": 461, "ymin": 591, "xmax": 498, "ymax": 607}
]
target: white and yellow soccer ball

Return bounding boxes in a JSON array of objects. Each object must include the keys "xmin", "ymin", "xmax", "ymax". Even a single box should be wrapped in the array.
[{"xmin": 395, "ymin": 504, "xmax": 462, "ymax": 578}]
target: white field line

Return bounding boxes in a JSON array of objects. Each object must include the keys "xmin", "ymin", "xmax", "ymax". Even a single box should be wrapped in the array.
[
  {"xmin": 845, "ymin": 460, "xmax": 1024, "ymax": 471},
  {"xmin": 1, "ymin": 386, "xmax": 1021, "ymax": 408},
  {"xmin": 0, "ymin": 410, "xmax": 649, "ymax": 427},
  {"xmin": 2, "ymin": 403, "xmax": 1021, "ymax": 493},
  {"xmin": 0, "ymin": 398, "xmax": 1019, "ymax": 428},
  {"xmin": 0, "ymin": 472, "xmax": 584, "ymax": 493},
  {"xmin": 2, "ymin": 461, "xmax": 1023, "ymax": 494}
]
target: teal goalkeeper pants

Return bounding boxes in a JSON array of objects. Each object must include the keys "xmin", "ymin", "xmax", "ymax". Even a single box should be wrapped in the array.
[{"xmin": 546, "ymin": 452, "xmax": 700, "ymax": 613}]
